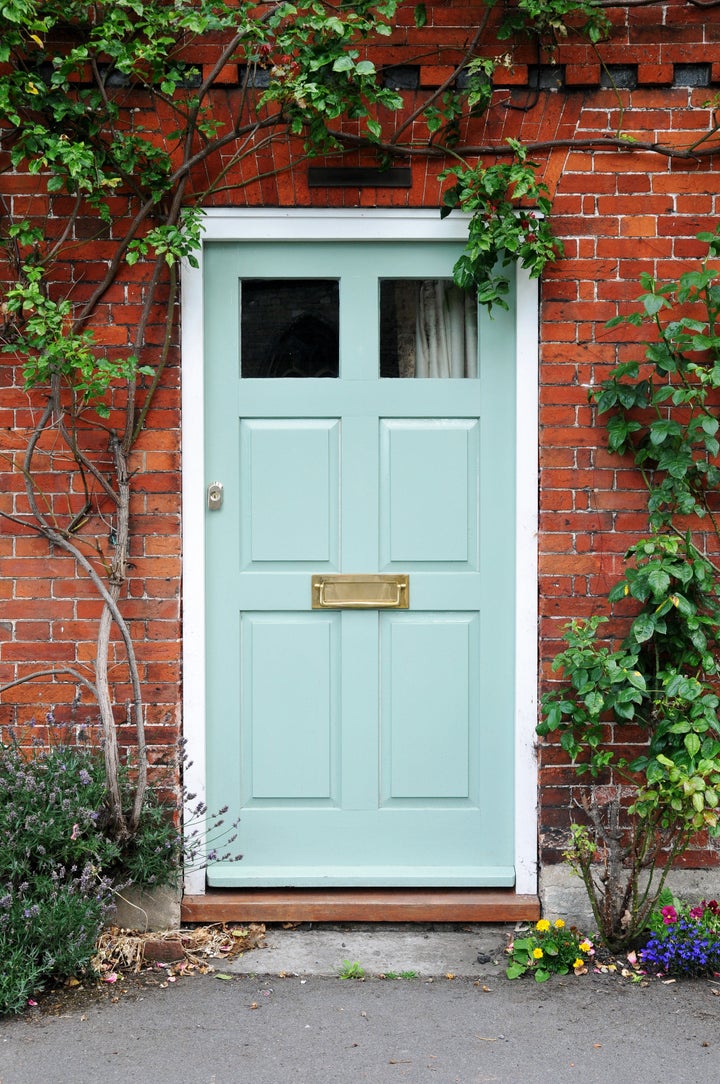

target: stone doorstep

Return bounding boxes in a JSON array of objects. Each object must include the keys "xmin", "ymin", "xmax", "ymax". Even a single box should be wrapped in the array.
[
  {"xmin": 221, "ymin": 924, "xmax": 515, "ymax": 980},
  {"xmin": 106, "ymin": 886, "xmax": 520, "ymax": 978}
]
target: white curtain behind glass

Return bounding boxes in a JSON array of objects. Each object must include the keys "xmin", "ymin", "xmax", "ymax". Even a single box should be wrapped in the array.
[{"xmin": 415, "ymin": 280, "xmax": 477, "ymax": 378}]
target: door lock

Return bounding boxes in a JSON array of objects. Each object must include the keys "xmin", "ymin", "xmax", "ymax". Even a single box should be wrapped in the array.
[{"xmin": 207, "ymin": 481, "xmax": 224, "ymax": 511}]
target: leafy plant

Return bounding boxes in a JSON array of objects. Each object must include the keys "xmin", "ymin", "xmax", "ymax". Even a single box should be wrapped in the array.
[
  {"xmin": 641, "ymin": 896, "xmax": 720, "ymax": 976},
  {"xmin": 597, "ymin": 223, "xmax": 720, "ymax": 530},
  {"xmin": 442, "ymin": 144, "xmax": 562, "ymax": 310},
  {"xmin": 540, "ymin": 537, "xmax": 720, "ymax": 777},
  {"xmin": 0, "ymin": 730, "xmax": 242, "ymax": 1014},
  {"xmin": 498, "ymin": 0, "xmax": 611, "ymax": 46},
  {"xmin": 539, "ymin": 228, "xmax": 720, "ymax": 952},
  {"xmin": 543, "ymin": 573, "xmax": 720, "ymax": 950},
  {"xmin": 506, "ymin": 918, "xmax": 593, "ymax": 982},
  {"xmin": 0, "ymin": 736, "xmax": 158, "ymax": 1013},
  {"xmin": 338, "ymin": 960, "xmax": 365, "ymax": 979}
]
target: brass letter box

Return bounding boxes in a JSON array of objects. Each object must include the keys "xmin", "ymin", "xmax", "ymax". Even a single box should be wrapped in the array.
[{"xmin": 312, "ymin": 574, "xmax": 409, "ymax": 609}]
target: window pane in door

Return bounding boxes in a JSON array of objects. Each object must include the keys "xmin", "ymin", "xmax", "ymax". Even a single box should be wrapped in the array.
[
  {"xmin": 241, "ymin": 280, "xmax": 339, "ymax": 378},
  {"xmin": 380, "ymin": 280, "xmax": 478, "ymax": 378}
]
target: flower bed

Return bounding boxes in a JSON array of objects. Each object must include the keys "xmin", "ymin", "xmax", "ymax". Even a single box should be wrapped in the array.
[
  {"xmin": 641, "ymin": 899, "xmax": 720, "ymax": 978},
  {"xmin": 506, "ymin": 919, "xmax": 595, "ymax": 982}
]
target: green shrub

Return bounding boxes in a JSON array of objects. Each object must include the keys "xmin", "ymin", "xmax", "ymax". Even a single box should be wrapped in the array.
[{"xmin": 0, "ymin": 735, "xmax": 182, "ymax": 1014}]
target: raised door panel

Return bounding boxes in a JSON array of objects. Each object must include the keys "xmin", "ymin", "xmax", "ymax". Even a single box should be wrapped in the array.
[
  {"xmin": 380, "ymin": 419, "xmax": 479, "ymax": 569},
  {"xmin": 380, "ymin": 612, "xmax": 479, "ymax": 804},
  {"xmin": 240, "ymin": 419, "xmax": 340, "ymax": 568},
  {"xmin": 240, "ymin": 613, "xmax": 340, "ymax": 803}
]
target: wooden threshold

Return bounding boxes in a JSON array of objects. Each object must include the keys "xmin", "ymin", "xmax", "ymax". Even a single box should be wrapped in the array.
[{"xmin": 181, "ymin": 888, "xmax": 540, "ymax": 924}]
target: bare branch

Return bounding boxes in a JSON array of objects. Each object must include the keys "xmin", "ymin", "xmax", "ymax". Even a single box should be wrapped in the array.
[
  {"xmin": 599, "ymin": 0, "xmax": 720, "ymax": 6},
  {"xmin": 44, "ymin": 193, "xmax": 83, "ymax": 266},
  {"xmin": 329, "ymin": 130, "xmax": 720, "ymax": 163},
  {"xmin": 130, "ymin": 265, "xmax": 178, "ymax": 445},
  {"xmin": 55, "ymin": 409, "xmax": 119, "ymax": 507},
  {"xmin": 74, "ymin": 115, "xmax": 282, "ymax": 326},
  {"xmin": 389, "ymin": 7, "xmax": 493, "ymax": 146},
  {"xmin": 0, "ymin": 667, "xmax": 98, "ymax": 699}
]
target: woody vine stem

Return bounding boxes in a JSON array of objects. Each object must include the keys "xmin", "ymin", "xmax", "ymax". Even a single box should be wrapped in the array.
[{"xmin": 0, "ymin": 0, "xmax": 717, "ymax": 845}]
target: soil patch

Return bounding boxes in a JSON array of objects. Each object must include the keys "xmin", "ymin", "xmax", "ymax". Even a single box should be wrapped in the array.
[{"xmin": 19, "ymin": 922, "xmax": 265, "ymax": 1020}]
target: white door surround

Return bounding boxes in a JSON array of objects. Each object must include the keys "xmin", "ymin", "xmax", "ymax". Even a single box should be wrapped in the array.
[{"xmin": 180, "ymin": 208, "xmax": 539, "ymax": 898}]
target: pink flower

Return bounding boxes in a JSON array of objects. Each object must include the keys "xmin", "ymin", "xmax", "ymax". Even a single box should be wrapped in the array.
[
  {"xmin": 661, "ymin": 905, "xmax": 678, "ymax": 925},
  {"xmin": 690, "ymin": 905, "xmax": 704, "ymax": 919},
  {"xmin": 70, "ymin": 823, "xmax": 80, "ymax": 840}
]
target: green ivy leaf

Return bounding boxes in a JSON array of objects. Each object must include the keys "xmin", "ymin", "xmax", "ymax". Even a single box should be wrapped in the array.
[
  {"xmin": 630, "ymin": 613, "xmax": 656, "ymax": 643},
  {"xmin": 584, "ymin": 691, "xmax": 604, "ymax": 716},
  {"xmin": 647, "ymin": 569, "xmax": 671, "ymax": 595}
]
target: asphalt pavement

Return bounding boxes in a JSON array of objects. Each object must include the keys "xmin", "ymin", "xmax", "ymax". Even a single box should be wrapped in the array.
[{"xmin": 2, "ymin": 924, "xmax": 719, "ymax": 1084}]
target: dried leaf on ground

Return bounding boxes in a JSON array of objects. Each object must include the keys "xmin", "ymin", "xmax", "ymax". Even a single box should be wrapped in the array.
[{"xmin": 92, "ymin": 923, "xmax": 265, "ymax": 975}]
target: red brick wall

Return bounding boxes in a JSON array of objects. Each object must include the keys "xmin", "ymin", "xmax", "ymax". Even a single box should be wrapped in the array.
[
  {"xmin": 2, "ymin": 0, "xmax": 720, "ymax": 866},
  {"xmin": 0, "ymin": 336, "xmax": 182, "ymax": 770}
]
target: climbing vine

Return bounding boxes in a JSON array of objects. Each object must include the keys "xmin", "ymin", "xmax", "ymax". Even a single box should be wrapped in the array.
[
  {"xmin": 539, "ymin": 227, "xmax": 720, "ymax": 949},
  {"xmin": 0, "ymin": 0, "xmax": 717, "ymax": 855}
]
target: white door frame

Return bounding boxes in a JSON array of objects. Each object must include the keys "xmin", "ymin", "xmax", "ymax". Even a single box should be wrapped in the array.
[{"xmin": 181, "ymin": 208, "xmax": 538, "ymax": 897}]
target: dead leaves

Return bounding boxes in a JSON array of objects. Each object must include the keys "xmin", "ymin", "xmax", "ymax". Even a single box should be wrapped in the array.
[{"xmin": 92, "ymin": 923, "xmax": 266, "ymax": 980}]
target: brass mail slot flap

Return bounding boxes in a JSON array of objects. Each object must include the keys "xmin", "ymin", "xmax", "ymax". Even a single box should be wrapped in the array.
[{"xmin": 312, "ymin": 574, "xmax": 409, "ymax": 609}]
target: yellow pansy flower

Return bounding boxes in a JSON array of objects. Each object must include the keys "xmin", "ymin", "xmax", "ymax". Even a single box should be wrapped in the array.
[
  {"xmin": 553, "ymin": 919, "xmax": 565, "ymax": 929},
  {"xmin": 535, "ymin": 919, "xmax": 550, "ymax": 932},
  {"xmin": 573, "ymin": 958, "xmax": 584, "ymax": 969},
  {"xmin": 579, "ymin": 940, "xmax": 593, "ymax": 952},
  {"xmin": 533, "ymin": 947, "xmax": 544, "ymax": 959}
]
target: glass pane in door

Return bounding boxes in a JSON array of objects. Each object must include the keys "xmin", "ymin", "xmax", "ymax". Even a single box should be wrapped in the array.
[
  {"xmin": 241, "ymin": 279, "xmax": 339, "ymax": 377},
  {"xmin": 379, "ymin": 279, "xmax": 478, "ymax": 378}
]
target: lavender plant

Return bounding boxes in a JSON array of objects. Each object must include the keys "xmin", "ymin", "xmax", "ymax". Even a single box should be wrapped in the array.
[
  {"xmin": 0, "ymin": 729, "xmax": 243, "ymax": 1014},
  {"xmin": 0, "ymin": 735, "xmax": 180, "ymax": 1014},
  {"xmin": 179, "ymin": 738, "xmax": 243, "ymax": 873}
]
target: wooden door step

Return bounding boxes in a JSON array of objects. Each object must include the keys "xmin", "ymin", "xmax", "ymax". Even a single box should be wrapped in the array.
[{"xmin": 181, "ymin": 888, "xmax": 540, "ymax": 924}]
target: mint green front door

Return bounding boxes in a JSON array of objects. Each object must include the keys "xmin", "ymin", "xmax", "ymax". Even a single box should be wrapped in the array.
[{"xmin": 204, "ymin": 239, "xmax": 516, "ymax": 887}]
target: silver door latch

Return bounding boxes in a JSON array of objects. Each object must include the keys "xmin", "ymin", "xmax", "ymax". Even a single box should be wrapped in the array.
[{"xmin": 207, "ymin": 481, "xmax": 224, "ymax": 511}]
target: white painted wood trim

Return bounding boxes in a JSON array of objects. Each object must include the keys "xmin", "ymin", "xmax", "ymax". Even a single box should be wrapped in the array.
[
  {"xmin": 514, "ymin": 269, "xmax": 539, "ymax": 896},
  {"xmin": 198, "ymin": 206, "xmax": 475, "ymax": 242},
  {"xmin": 181, "ymin": 239, "xmax": 208, "ymax": 896},
  {"xmin": 181, "ymin": 208, "xmax": 539, "ymax": 897}
]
